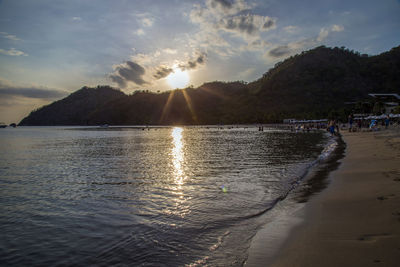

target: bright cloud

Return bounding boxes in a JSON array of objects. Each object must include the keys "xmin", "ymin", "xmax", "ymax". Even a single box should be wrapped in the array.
[
  {"xmin": 190, "ymin": 0, "xmax": 275, "ymax": 42},
  {"xmin": 332, "ymin": 24, "xmax": 344, "ymax": 32},
  {"xmin": 0, "ymin": 32, "xmax": 21, "ymax": 41},
  {"xmin": 134, "ymin": 29, "xmax": 145, "ymax": 36},
  {"xmin": 71, "ymin": 17, "xmax": 82, "ymax": 21},
  {"xmin": 283, "ymin": 26, "xmax": 299, "ymax": 34},
  {"xmin": 136, "ymin": 13, "xmax": 154, "ymax": 27},
  {"xmin": 0, "ymin": 48, "xmax": 27, "ymax": 56}
]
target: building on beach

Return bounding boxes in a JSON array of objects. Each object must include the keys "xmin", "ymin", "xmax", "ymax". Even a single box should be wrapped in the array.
[{"xmin": 368, "ymin": 93, "xmax": 400, "ymax": 114}]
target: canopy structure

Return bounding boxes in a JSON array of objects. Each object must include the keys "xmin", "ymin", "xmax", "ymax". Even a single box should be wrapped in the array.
[
  {"xmin": 363, "ymin": 114, "xmax": 400, "ymax": 120},
  {"xmin": 354, "ymin": 114, "xmax": 400, "ymax": 120},
  {"xmin": 368, "ymin": 93, "xmax": 400, "ymax": 100},
  {"xmin": 285, "ymin": 119, "xmax": 328, "ymax": 124}
]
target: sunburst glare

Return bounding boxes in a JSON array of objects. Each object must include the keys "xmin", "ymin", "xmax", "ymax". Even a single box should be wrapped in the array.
[{"xmin": 167, "ymin": 68, "xmax": 190, "ymax": 89}]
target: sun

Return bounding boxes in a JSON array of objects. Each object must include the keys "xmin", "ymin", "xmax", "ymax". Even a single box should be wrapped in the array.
[{"xmin": 167, "ymin": 68, "xmax": 190, "ymax": 89}]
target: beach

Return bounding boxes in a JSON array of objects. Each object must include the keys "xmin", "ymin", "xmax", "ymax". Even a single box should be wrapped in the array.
[{"xmin": 262, "ymin": 127, "xmax": 400, "ymax": 266}]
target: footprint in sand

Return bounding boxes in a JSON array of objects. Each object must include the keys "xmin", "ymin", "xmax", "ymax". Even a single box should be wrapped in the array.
[
  {"xmin": 382, "ymin": 170, "xmax": 400, "ymax": 180},
  {"xmin": 358, "ymin": 233, "xmax": 392, "ymax": 242},
  {"xmin": 377, "ymin": 194, "xmax": 396, "ymax": 201}
]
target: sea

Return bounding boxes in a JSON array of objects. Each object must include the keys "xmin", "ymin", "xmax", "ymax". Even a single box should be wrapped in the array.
[{"xmin": 0, "ymin": 126, "xmax": 339, "ymax": 266}]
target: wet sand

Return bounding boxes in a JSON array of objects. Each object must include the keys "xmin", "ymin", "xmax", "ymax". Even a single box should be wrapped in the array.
[
  {"xmin": 267, "ymin": 128, "xmax": 400, "ymax": 266},
  {"xmin": 246, "ymin": 127, "xmax": 400, "ymax": 266}
]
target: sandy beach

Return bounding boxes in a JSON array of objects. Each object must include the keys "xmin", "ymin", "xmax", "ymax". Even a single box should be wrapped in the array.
[
  {"xmin": 246, "ymin": 127, "xmax": 400, "ymax": 266},
  {"xmin": 263, "ymin": 127, "xmax": 400, "ymax": 266}
]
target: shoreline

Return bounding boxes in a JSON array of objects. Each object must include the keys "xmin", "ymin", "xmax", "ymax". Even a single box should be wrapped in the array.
[
  {"xmin": 244, "ymin": 132, "xmax": 345, "ymax": 266},
  {"xmin": 246, "ymin": 127, "xmax": 400, "ymax": 266}
]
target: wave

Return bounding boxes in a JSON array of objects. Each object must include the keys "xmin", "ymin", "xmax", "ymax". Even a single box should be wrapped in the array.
[{"xmin": 239, "ymin": 133, "xmax": 340, "ymax": 220}]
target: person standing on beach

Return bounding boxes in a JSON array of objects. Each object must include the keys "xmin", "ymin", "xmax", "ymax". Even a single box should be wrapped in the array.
[
  {"xmin": 328, "ymin": 120, "xmax": 335, "ymax": 136},
  {"xmin": 348, "ymin": 114, "xmax": 353, "ymax": 132},
  {"xmin": 335, "ymin": 120, "xmax": 340, "ymax": 134},
  {"xmin": 385, "ymin": 115, "xmax": 390, "ymax": 129}
]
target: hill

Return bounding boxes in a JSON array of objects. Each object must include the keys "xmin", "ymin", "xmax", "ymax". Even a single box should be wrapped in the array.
[
  {"xmin": 19, "ymin": 86, "xmax": 125, "ymax": 125},
  {"xmin": 19, "ymin": 45, "xmax": 400, "ymax": 125},
  {"xmin": 248, "ymin": 45, "xmax": 400, "ymax": 119}
]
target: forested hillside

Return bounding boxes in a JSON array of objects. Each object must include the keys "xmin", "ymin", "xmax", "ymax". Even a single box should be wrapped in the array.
[{"xmin": 19, "ymin": 45, "xmax": 400, "ymax": 125}]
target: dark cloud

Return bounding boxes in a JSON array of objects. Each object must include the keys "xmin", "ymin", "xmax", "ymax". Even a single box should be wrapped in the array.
[
  {"xmin": 179, "ymin": 53, "xmax": 207, "ymax": 70},
  {"xmin": 221, "ymin": 15, "xmax": 257, "ymax": 34},
  {"xmin": 0, "ymin": 82, "xmax": 68, "ymax": 99},
  {"xmin": 268, "ymin": 45, "xmax": 291, "ymax": 58},
  {"xmin": 110, "ymin": 74, "xmax": 127, "ymax": 88},
  {"xmin": 210, "ymin": 0, "xmax": 232, "ymax": 9},
  {"xmin": 196, "ymin": 54, "xmax": 205, "ymax": 64},
  {"xmin": 263, "ymin": 19, "xmax": 274, "ymax": 29},
  {"xmin": 218, "ymin": 14, "xmax": 275, "ymax": 36},
  {"xmin": 110, "ymin": 61, "xmax": 147, "ymax": 87},
  {"xmin": 153, "ymin": 66, "xmax": 173, "ymax": 79}
]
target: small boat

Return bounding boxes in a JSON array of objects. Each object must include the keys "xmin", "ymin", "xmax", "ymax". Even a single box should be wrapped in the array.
[{"xmin": 0, "ymin": 122, "xmax": 7, "ymax": 128}]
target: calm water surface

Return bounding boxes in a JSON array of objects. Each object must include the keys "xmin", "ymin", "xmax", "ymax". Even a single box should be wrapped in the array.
[{"xmin": 0, "ymin": 126, "xmax": 327, "ymax": 266}]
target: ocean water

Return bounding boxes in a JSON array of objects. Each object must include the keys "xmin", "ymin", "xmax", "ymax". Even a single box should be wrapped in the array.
[{"xmin": 0, "ymin": 126, "xmax": 330, "ymax": 266}]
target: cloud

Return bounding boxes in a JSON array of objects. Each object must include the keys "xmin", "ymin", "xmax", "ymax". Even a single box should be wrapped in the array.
[
  {"xmin": 134, "ymin": 29, "xmax": 145, "ymax": 36},
  {"xmin": 0, "ymin": 32, "xmax": 20, "ymax": 41},
  {"xmin": 268, "ymin": 45, "xmax": 291, "ymax": 58},
  {"xmin": 71, "ymin": 17, "xmax": 82, "ymax": 21},
  {"xmin": 190, "ymin": 0, "xmax": 276, "ymax": 52},
  {"xmin": 317, "ymin": 25, "xmax": 343, "ymax": 42},
  {"xmin": 0, "ymin": 78, "xmax": 67, "ymax": 99},
  {"xmin": 153, "ymin": 65, "xmax": 173, "ymax": 79},
  {"xmin": 150, "ymin": 51, "xmax": 207, "ymax": 81},
  {"xmin": 240, "ymin": 39, "xmax": 270, "ymax": 51},
  {"xmin": 206, "ymin": 0, "xmax": 252, "ymax": 16},
  {"xmin": 163, "ymin": 48, "xmax": 177, "ymax": 54},
  {"xmin": 317, "ymin": 28, "xmax": 329, "ymax": 42},
  {"xmin": 218, "ymin": 14, "xmax": 276, "ymax": 36},
  {"xmin": 136, "ymin": 13, "xmax": 154, "ymax": 27},
  {"xmin": 141, "ymin": 17, "xmax": 154, "ymax": 27},
  {"xmin": 109, "ymin": 75, "xmax": 127, "ymax": 88},
  {"xmin": 331, "ymin": 24, "xmax": 344, "ymax": 32},
  {"xmin": 110, "ymin": 61, "xmax": 148, "ymax": 87},
  {"xmin": 283, "ymin": 25, "xmax": 298, "ymax": 34},
  {"xmin": 0, "ymin": 48, "xmax": 27, "ymax": 56},
  {"xmin": 130, "ymin": 50, "xmax": 162, "ymax": 65},
  {"xmin": 179, "ymin": 52, "xmax": 207, "ymax": 70},
  {"xmin": 211, "ymin": 0, "xmax": 233, "ymax": 9},
  {"xmin": 266, "ymin": 24, "xmax": 345, "ymax": 59},
  {"xmin": 190, "ymin": 0, "xmax": 274, "ymax": 35}
]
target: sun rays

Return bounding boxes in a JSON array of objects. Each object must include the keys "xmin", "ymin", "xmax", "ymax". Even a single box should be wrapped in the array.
[
  {"xmin": 160, "ymin": 90, "xmax": 176, "ymax": 123},
  {"xmin": 159, "ymin": 89, "xmax": 198, "ymax": 124},
  {"xmin": 159, "ymin": 83, "xmax": 228, "ymax": 125},
  {"xmin": 182, "ymin": 89, "xmax": 197, "ymax": 123}
]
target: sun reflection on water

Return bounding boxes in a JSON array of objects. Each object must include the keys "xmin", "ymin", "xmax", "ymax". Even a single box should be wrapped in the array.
[
  {"xmin": 167, "ymin": 127, "xmax": 191, "ymax": 218},
  {"xmin": 171, "ymin": 127, "xmax": 185, "ymax": 185}
]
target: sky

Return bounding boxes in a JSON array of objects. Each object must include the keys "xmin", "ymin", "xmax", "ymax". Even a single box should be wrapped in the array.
[{"xmin": 0, "ymin": 0, "xmax": 399, "ymax": 124}]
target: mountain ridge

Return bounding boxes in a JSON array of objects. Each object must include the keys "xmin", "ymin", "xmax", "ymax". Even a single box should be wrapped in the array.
[{"xmin": 19, "ymin": 45, "xmax": 400, "ymax": 126}]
